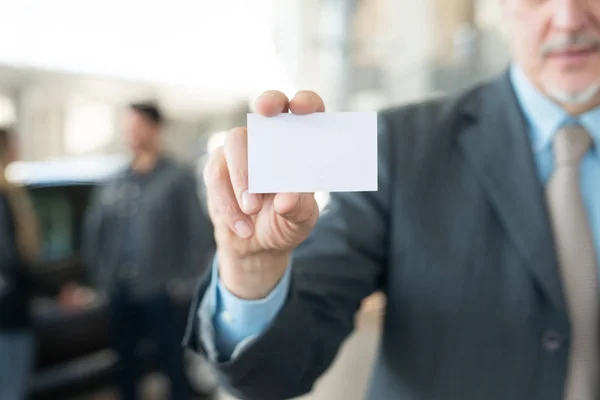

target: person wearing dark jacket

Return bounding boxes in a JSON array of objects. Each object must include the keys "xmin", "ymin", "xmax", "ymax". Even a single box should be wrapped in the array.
[
  {"xmin": 82, "ymin": 102, "xmax": 215, "ymax": 400},
  {"xmin": 0, "ymin": 127, "xmax": 40, "ymax": 400}
]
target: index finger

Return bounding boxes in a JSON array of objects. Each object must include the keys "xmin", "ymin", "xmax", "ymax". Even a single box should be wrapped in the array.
[{"xmin": 254, "ymin": 90, "xmax": 290, "ymax": 117}]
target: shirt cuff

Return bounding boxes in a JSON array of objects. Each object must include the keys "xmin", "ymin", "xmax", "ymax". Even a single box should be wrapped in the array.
[{"xmin": 197, "ymin": 256, "xmax": 292, "ymax": 361}]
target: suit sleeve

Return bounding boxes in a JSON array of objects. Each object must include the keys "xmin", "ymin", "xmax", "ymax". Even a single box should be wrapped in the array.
[{"xmin": 184, "ymin": 113, "xmax": 393, "ymax": 400}]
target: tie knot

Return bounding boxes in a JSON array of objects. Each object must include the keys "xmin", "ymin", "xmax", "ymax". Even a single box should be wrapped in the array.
[{"xmin": 553, "ymin": 125, "xmax": 593, "ymax": 165}]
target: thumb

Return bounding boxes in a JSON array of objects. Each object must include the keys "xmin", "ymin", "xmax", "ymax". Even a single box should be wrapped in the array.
[{"xmin": 273, "ymin": 193, "xmax": 319, "ymax": 225}]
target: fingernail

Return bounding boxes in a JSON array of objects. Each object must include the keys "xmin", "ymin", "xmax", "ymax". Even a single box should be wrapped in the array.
[
  {"xmin": 234, "ymin": 220, "xmax": 252, "ymax": 238},
  {"xmin": 296, "ymin": 91, "xmax": 313, "ymax": 100},
  {"xmin": 242, "ymin": 191, "xmax": 259, "ymax": 212},
  {"xmin": 259, "ymin": 91, "xmax": 276, "ymax": 100}
]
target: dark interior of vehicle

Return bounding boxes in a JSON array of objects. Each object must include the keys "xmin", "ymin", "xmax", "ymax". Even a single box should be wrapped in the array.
[
  {"xmin": 30, "ymin": 185, "xmax": 93, "ymax": 290},
  {"xmin": 25, "ymin": 184, "xmax": 113, "ymax": 399}
]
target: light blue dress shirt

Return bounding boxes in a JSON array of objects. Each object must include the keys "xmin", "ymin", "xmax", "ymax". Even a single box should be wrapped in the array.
[
  {"xmin": 199, "ymin": 258, "xmax": 291, "ymax": 360},
  {"xmin": 199, "ymin": 64, "xmax": 600, "ymax": 361}
]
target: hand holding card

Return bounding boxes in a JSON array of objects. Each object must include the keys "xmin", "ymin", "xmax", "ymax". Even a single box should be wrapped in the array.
[
  {"xmin": 203, "ymin": 91, "xmax": 326, "ymax": 300},
  {"xmin": 203, "ymin": 90, "xmax": 378, "ymax": 300}
]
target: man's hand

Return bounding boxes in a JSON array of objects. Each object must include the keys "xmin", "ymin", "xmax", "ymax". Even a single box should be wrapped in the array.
[{"xmin": 204, "ymin": 90, "xmax": 324, "ymax": 300}]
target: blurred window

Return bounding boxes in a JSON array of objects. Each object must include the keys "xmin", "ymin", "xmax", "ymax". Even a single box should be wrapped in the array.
[
  {"xmin": 30, "ymin": 189, "xmax": 74, "ymax": 261},
  {"xmin": 0, "ymin": 96, "xmax": 15, "ymax": 126},
  {"xmin": 64, "ymin": 97, "xmax": 115, "ymax": 155}
]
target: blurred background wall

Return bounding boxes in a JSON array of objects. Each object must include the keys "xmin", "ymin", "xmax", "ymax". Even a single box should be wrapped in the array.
[{"xmin": 0, "ymin": 0, "xmax": 509, "ymax": 164}]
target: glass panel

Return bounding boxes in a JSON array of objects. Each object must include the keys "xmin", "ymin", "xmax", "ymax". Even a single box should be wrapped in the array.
[{"xmin": 30, "ymin": 190, "xmax": 73, "ymax": 262}]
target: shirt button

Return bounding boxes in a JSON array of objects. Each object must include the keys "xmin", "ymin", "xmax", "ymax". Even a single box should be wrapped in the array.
[
  {"xmin": 541, "ymin": 330, "xmax": 563, "ymax": 352},
  {"xmin": 221, "ymin": 311, "xmax": 233, "ymax": 324}
]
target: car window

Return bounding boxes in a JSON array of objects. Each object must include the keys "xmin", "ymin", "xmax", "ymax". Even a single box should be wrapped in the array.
[{"xmin": 30, "ymin": 190, "xmax": 74, "ymax": 262}]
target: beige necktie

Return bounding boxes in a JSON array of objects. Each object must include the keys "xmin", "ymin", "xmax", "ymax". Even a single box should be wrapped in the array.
[{"xmin": 546, "ymin": 125, "xmax": 599, "ymax": 400}]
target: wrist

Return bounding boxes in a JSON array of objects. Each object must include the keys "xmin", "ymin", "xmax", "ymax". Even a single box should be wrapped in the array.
[{"xmin": 217, "ymin": 249, "xmax": 290, "ymax": 300}]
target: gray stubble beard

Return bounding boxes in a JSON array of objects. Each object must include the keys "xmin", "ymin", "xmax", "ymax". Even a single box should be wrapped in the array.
[{"xmin": 543, "ymin": 80, "xmax": 600, "ymax": 106}]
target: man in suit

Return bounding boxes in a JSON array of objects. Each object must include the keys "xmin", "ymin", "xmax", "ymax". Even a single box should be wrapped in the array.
[
  {"xmin": 83, "ymin": 102, "xmax": 215, "ymax": 400},
  {"xmin": 184, "ymin": 1, "xmax": 600, "ymax": 399}
]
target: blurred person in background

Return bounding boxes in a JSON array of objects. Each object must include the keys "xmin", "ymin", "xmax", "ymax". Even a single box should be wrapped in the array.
[
  {"xmin": 82, "ymin": 102, "xmax": 213, "ymax": 400},
  {"xmin": 184, "ymin": 1, "xmax": 600, "ymax": 399},
  {"xmin": 0, "ymin": 127, "xmax": 40, "ymax": 400}
]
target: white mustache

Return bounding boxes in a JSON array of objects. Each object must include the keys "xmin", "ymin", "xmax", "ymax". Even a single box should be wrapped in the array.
[{"xmin": 541, "ymin": 34, "xmax": 600, "ymax": 56}]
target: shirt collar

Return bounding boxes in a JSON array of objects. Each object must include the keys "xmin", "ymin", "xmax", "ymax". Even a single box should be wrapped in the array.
[
  {"xmin": 126, "ymin": 154, "xmax": 167, "ymax": 177},
  {"xmin": 509, "ymin": 63, "xmax": 600, "ymax": 154},
  {"xmin": 579, "ymin": 107, "xmax": 600, "ymax": 150}
]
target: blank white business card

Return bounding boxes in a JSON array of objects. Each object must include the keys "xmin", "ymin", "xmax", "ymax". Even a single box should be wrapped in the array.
[{"xmin": 247, "ymin": 112, "xmax": 378, "ymax": 193}]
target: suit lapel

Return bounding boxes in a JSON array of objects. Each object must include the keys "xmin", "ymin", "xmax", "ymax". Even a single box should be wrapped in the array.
[{"xmin": 457, "ymin": 72, "xmax": 566, "ymax": 313}]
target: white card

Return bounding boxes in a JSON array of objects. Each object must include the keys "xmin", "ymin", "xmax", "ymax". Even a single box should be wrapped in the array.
[{"xmin": 247, "ymin": 112, "xmax": 378, "ymax": 193}]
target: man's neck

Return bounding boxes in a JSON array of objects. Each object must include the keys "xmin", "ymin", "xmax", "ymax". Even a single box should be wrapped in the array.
[{"xmin": 131, "ymin": 151, "xmax": 161, "ymax": 174}]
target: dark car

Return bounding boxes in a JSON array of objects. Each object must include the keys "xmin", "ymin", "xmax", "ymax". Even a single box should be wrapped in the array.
[{"xmin": 7, "ymin": 157, "xmax": 218, "ymax": 399}]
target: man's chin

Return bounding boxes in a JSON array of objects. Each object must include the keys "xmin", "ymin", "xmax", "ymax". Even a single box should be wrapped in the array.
[
  {"xmin": 544, "ymin": 61, "xmax": 600, "ymax": 84},
  {"xmin": 541, "ymin": 72, "xmax": 600, "ymax": 105},
  {"xmin": 546, "ymin": 86, "xmax": 600, "ymax": 106}
]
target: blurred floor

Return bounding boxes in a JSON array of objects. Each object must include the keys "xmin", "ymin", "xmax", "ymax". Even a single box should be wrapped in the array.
[{"xmin": 72, "ymin": 294, "xmax": 384, "ymax": 400}]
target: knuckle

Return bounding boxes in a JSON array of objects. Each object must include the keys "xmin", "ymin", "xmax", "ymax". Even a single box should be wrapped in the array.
[
  {"xmin": 224, "ymin": 128, "xmax": 246, "ymax": 155},
  {"xmin": 224, "ymin": 128, "xmax": 248, "ymax": 188},
  {"xmin": 203, "ymin": 148, "xmax": 227, "ymax": 187},
  {"xmin": 214, "ymin": 197, "xmax": 243, "ymax": 226},
  {"xmin": 230, "ymin": 163, "xmax": 248, "ymax": 188},
  {"xmin": 225, "ymin": 126, "xmax": 246, "ymax": 145},
  {"xmin": 206, "ymin": 196, "xmax": 221, "ymax": 221}
]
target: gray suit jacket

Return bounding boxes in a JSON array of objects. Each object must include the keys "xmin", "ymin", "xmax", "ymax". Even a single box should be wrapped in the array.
[
  {"xmin": 83, "ymin": 156, "xmax": 215, "ymax": 299},
  {"xmin": 184, "ymin": 72, "xmax": 573, "ymax": 400}
]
